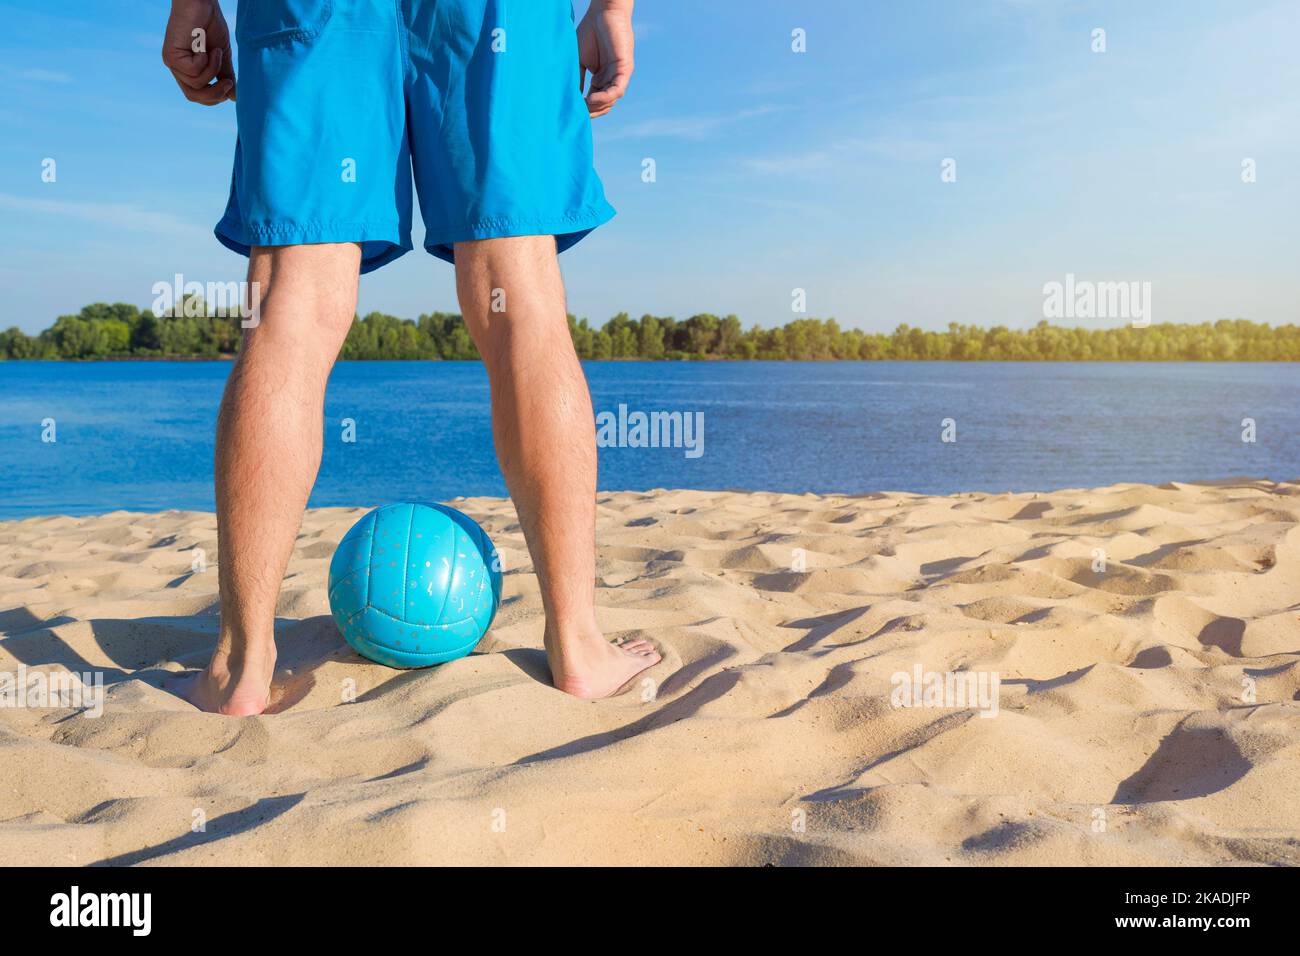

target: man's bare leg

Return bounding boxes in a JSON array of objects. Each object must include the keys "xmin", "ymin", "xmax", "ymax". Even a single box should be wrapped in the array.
[
  {"xmin": 454, "ymin": 236, "xmax": 661, "ymax": 698},
  {"xmin": 188, "ymin": 242, "xmax": 361, "ymax": 715}
]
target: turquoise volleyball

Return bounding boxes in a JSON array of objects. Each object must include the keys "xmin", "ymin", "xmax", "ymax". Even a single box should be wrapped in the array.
[{"xmin": 328, "ymin": 503, "xmax": 502, "ymax": 668}]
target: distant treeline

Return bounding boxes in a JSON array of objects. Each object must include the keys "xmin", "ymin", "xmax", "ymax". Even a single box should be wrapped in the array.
[{"xmin": 3, "ymin": 302, "xmax": 1298, "ymax": 361}]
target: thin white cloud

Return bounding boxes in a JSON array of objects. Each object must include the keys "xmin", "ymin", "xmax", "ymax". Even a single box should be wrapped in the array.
[
  {"xmin": 0, "ymin": 193, "xmax": 207, "ymax": 237},
  {"xmin": 632, "ymin": 20, "xmax": 659, "ymax": 41},
  {"xmin": 743, "ymin": 133, "xmax": 945, "ymax": 176},
  {"xmin": 743, "ymin": 150, "xmax": 834, "ymax": 175},
  {"xmin": 13, "ymin": 68, "xmax": 73, "ymax": 83},
  {"xmin": 601, "ymin": 105, "xmax": 782, "ymax": 141}
]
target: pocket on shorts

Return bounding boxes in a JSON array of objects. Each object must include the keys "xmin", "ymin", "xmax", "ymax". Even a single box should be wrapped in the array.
[{"xmin": 236, "ymin": 0, "xmax": 335, "ymax": 49}]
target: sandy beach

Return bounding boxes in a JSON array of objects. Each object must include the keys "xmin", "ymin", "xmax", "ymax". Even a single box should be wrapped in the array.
[{"xmin": 1, "ymin": 479, "xmax": 1298, "ymax": 866}]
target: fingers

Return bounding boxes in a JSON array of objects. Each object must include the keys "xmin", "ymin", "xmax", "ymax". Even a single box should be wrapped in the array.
[
  {"xmin": 173, "ymin": 74, "xmax": 233, "ymax": 106},
  {"xmin": 585, "ymin": 61, "xmax": 632, "ymax": 118},
  {"xmin": 166, "ymin": 45, "xmax": 235, "ymax": 105},
  {"xmin": 172, "ymin": 68, "xmax": 234, "ymax": 105},
  {"xmin": 217, "ymin": 42, "xmax": 235, "ymax": 84},
  {"xmin": 217, "ymin": 45, "xmax": 237, "ymax": 101},
  {"xmin": 169, "ymin": 46, "xmax": 219, "ymax": 90}
]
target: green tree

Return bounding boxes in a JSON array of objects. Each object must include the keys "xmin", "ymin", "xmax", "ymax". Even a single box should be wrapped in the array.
[
  {"xmin": 717, "ymin": 315, "xmax": 743, "ymax": 357},
  {"xmin": 637, "ymin": 314, "xmax": 665, "ymax": 359},
  {"xmin": 568, "ymin": 315, "xmax": 595, "ymax": 359},
  {"xmin": 0, "ymin": 327, "xmax": 38, "ymax": 359},
  {"xmin": 685, "ymin": 313, "xmax": 720, "ymax": 356},
  {"xmin": 613, "ymin": 324, "xmax": 637, "ymax": 358},
  {"xmin": 131, "ymin": 312, "xmax": 163, "ymax": 353}
]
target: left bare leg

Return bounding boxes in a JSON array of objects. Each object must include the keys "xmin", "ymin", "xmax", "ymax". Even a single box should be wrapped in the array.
[{"xmin": 453, "ymin": 235, "xmax": 660, "ymax": 697}]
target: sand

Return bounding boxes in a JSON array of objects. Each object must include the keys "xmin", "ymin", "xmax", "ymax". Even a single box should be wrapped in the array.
[{"xmin": 1, "ymin": 479, "xmax": 1298, "ymax": 866}]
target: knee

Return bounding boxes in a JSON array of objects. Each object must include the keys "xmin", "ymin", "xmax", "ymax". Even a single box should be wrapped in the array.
[
  {"xmin": 453, "ymin": 238, "xmax": 570, "ymax": 369},
  {"xmin": 244, "ymin": 244, "xmax": 360, "ymax": 362},
  {"xmin": 454, "ymin": 237, "xmax": 564, "ymax": 322},
  {"xmin": 471, "ymin": 317, "xmax": 520, "ymax": 375},
  {"xmin": 471, "ymin": 310, "xmax": 579, "ymax": 380},
  {"xmin": 455, "ymin": 235, "xmax": 557, "ymax": 281}
]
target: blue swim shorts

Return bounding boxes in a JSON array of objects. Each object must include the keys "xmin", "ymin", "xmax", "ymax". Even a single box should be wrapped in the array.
[{"xmin": 215, "ymin": 0, "xmax": 615, "ymax": 272}]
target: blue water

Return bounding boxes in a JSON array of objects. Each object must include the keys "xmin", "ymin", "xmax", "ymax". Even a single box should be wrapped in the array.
[{"xmin": 0, "ymin": 361, "xmax": 1294, "ymax": 518}]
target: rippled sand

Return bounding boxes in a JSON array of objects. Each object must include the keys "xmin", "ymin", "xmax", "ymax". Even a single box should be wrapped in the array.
[{"xmin": 1, "ymin": 479, "xmax": 1298, "ymax": 865}]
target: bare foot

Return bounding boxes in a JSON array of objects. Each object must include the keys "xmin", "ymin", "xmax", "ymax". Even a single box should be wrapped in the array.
[
  {"xmin": 547, "ymin": 630, "xmax": 661, "ymax": 699},
  {"xmin": 184, "ymin": 647, "xmax": 277, "ymax": 716}
]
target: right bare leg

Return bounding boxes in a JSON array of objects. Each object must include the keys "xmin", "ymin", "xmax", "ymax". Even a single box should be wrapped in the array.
[{"xmin": 188, "ymin": 242, "xmax": 361, "ymax": 715}]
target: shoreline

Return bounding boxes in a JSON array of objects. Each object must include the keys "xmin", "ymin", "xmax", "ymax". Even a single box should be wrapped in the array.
[
  {"xmin": 3, "ymin": 355, "xmax": 1299, "ymax": 363},
  {"xmin": 1, "ymin": 476, "xmax": 1293, "ymax": 525}
]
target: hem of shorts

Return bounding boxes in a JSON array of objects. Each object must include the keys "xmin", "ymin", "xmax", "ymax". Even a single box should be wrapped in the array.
[
  {"xmin": 213, "ymin": 218, "xmax": 411, "ymax": 274},
  {"xmin": 422, "ymin": 203, "xmax": 617, "ymax": 263}
]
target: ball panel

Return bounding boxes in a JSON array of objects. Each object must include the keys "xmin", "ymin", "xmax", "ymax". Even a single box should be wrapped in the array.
[
  {"xmin": 367, "ymin": 503, "xmax": 415, "ymax": 619},
  {"xmin": 442, "ymin": 519, "xmax": 479, "ymax": 625},
  {"xmin": 332, "ymin": 601, "xmax": 367, "ymax": 648},
  {"xmin": 327, "ymin": 564, "xmax": 370, "ymax": 619},
  {"xmin": 435, "ymin": 503, "xmax": 501, "ymax": 627},
  {"xmin": 327, "ymin": 523, "xmax": 373, "ymax": 603},
  {"xmin": 351, "ymin": 605, "xmax": 487, "ymax": 666},
  {"xmin": 401, "ymin": 503, "xmax": 458, "ymax": 626},
  {"xmin": 327, "ymin": 511, "xmax": 374, "ymax": 632}
]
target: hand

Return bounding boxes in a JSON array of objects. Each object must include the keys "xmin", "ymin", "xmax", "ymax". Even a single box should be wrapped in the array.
[
  {"xmin": 577, "ymin": 0, "xmax": 634, "ymax": 118},
  {"xmin": 162, "ymin": 0, "xmax": 235, "ymax": 105}
]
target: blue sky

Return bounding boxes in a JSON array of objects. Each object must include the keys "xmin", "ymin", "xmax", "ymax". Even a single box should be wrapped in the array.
[{"xmin": 1, "ymin": 0, "xmax": 1297, "ymax": 335}]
